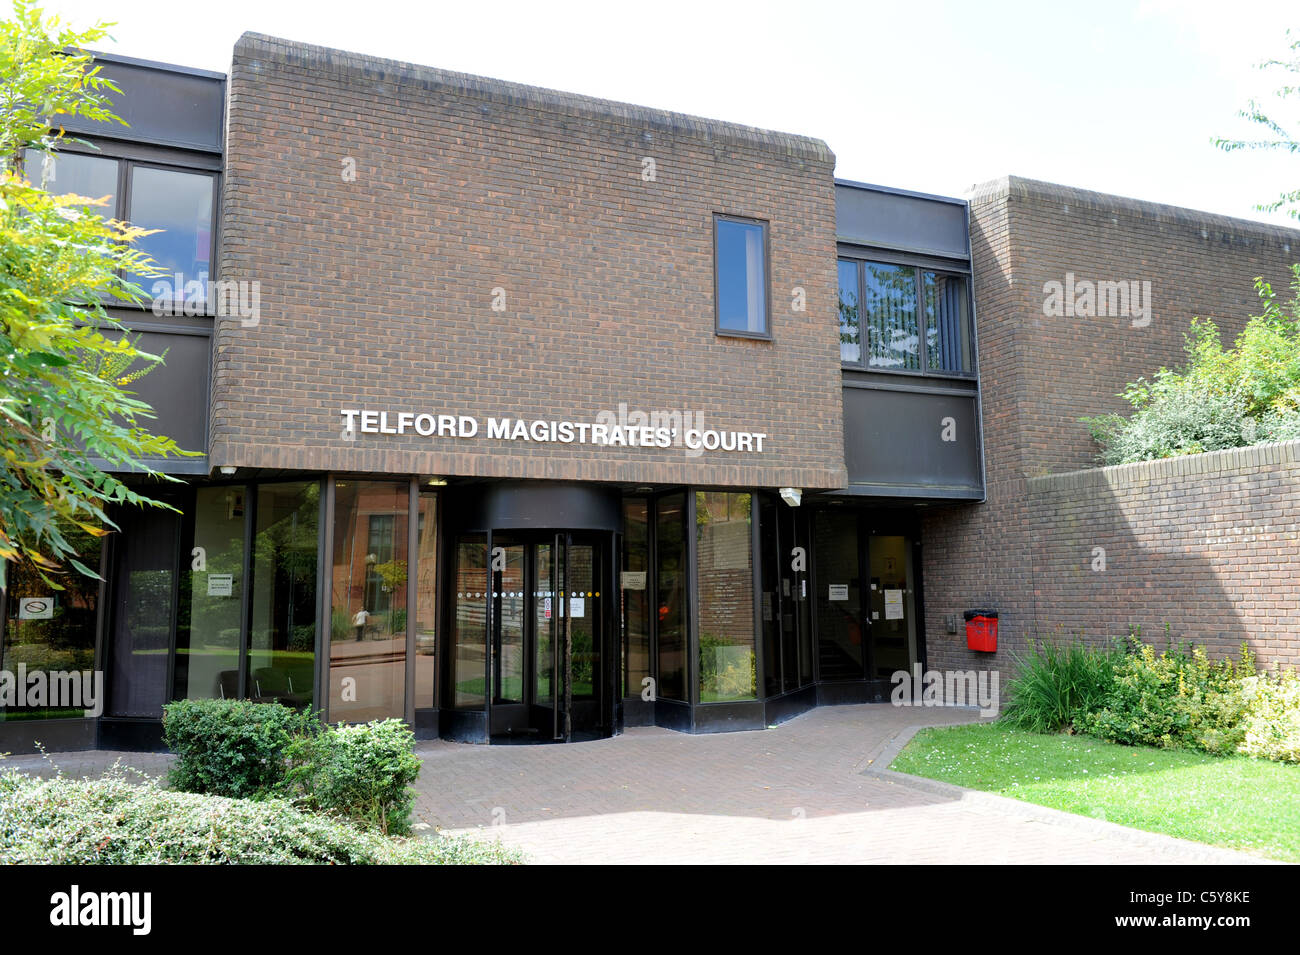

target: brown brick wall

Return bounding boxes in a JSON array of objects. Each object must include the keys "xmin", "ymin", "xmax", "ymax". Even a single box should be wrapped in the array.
[
  {"xmin": 925, "ymin": 177, "xmax": 1300, "ymax": 677},
  {"xmin": 212, "ymin": 33, "xmax": 846, "ymax": 490}
]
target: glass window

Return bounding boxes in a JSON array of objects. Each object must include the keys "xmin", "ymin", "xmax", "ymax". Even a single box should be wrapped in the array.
[
  {"xmin": 414, "ymin": 492, "xmax": 437, "ymax": 710},
  {"xmin": 655, "ymin": 494, "xmax": 686, "ymax": 701},
  {"xmin": 862, "ymin": 261, "xmax": 920, "ymax": 370},
  {"xmin": 23, "ymin": 148, "xmax": 117, "ymax": 216},
  {"xmin": 814, "ymin": 511, "xmax": 863, "ymax": 680},
  {"xmin": 108, "ymin": 507, "xmax": 179, "ymax": 717},
  {"xmin": 248, "ymin": 482, "xmax": 318, "ymax": 712},
  {"xmin": 715, "ymin": 216, "xmax": 768, "ymax": 336},
  {"xmin": 451, "ymin": 535, "xmax": 487, "ymax": 708},
  {"xmin": 1, "ymin": 526, "xmax": 101, "ymax": 721},
  {"xmin": 838, "ymin": 259, "xmax": 861, "ymax": 364},
  {"xmin": 128, "ymin": 166, "xmax": 214, "ymax": 305},
  {"xmin": 622, "ymin": 498, "xmax": 650, "ymax": 699},
  {"xmin": 174, "ymin": 486, "xmax": 246, "ymax": 702},
  {"xmin": 330, "ymin": 481, "xmax": 409, "ymax": 722},
  {"xmin": 696, "ymin": 492, "xmax": 755, "ymax": 702},
  {"xmin": 924, "ymin": 270, "xmax": 972, "ymax": 373},
  {"xmin": 759, "ymin": 497, "xmax": 781, "ymax": 698}
]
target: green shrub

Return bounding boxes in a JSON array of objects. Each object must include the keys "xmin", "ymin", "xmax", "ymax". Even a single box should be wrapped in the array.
[
  {"xmin": 1236, "ymin": 670, "xmax": 1300, "ymax": 763},
  {"xmin": 1001, "ymin": 637, "xmax": 1121, "ymax": 733},
  {"xmin": 1085, "ymin": 269, "xmax": 1300, "ymax": 464},
  {"xmin": 285, "ymin": 719, "xmax": 421, "ymax": 834},
  {"xmin": 162, "ymin": 698, "xmax": 318, "ymax": 799},
  {"xmin": 1079, "ymin": 642, "xmax": 1253, "ymax": 754},
  {"xmin": 0, "ymin": 769, "xmax": 520, "ymax": 865}
]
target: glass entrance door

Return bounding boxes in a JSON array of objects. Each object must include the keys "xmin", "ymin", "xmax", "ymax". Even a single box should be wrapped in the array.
[{"xmin": 489, "ymin": 532, "xmax": 609, "ymax": 742}]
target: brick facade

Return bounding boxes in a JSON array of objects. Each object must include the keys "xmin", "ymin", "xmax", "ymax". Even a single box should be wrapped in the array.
[
  {"xmin": 924, "ymin": 176, "xmax": 1300, "ymax": 674},
  {"xmin": 212, "ymin": 33, "xmax": 846, "ymax": 490}
]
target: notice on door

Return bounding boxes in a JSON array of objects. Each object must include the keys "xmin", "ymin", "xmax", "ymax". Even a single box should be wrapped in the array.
[
  {"xmin": 884, "ymin": 589, "xmax": 904, "ymax": 620},
  {"xmin": 570, "ymin": 597, "xmax": 585, "ymax": 618},
  {"xmin": 207, "ymin": 574, "xmax": 233, "ymax": 597},
  {"xmin": 828, "ymin": 584, "xmax": 848, "ymax": 601},
  {"xmin": 621, "ymin": 571, "xmax": 646, "ymax": 591},
  {"xmin": 18, "ymin": 597, "xmax": 54, "ymax": 620},
  {"xmin": 544, "ymin": 596, "xmax": 552, "ymax": 619}
]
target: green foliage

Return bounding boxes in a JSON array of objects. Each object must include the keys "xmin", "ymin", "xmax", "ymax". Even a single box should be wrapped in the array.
[
  {"xmin": 698, "ymin": 631, "xmax": 756, "ymax": 701},
  {"xmin": 1085, "ymin": 269, "xmax": 1300, "ymax": 464},
  {"xmin": 0, "ymin": 768, "xmax": 521, "ymax": 864},
  {"xmin": 1237, "ymin": 670, "xmax": 1300, "ymax": 763},
  {"xmin": 1001, "ymin": 637, "xmax": 1122, "ymax": 733},
  {"xmin": 162, "ymin": 698, "xmax": 318, "ymax": 799},
  {"xmin": 1214, "ymin": 31, "xmax": 1300, "ymax": 221},
  {"xmin": 0, "ymin": 1, "xmax": 197, "ymax": 591},
  {"xmin": 1079, "ymin": 642, "xmax": 1255, "ymax": 755},
  {"xmin": 285, "ymin": 719, "xmax": 422, "ymax": 835}
]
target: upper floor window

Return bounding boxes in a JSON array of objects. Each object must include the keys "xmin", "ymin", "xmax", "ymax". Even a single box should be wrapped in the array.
[
  {"xmin": 715, "ymin": 215, "xmax": 769, "ymax": 338},
  {"xmin": 837, "ymin": 257, "xmax": 973, "ymax": 375},
  {"xmin": 23, "ymin": 148, "xmax": 217, "ymax": 310}
]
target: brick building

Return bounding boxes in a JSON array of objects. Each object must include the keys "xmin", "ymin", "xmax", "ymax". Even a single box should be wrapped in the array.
[{"xmin": 1, "ymin": 36, "xmax": 1296, "ymax": 751}]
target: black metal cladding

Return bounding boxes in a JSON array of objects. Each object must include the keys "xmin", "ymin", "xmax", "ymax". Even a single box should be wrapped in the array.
[
  {"xmin": 833, "ymin": 181, "xmax": 986, "ymax": 500},
  {"xmin": 63, "ymin": 52, "xmax": 226, "ymax": 153}
]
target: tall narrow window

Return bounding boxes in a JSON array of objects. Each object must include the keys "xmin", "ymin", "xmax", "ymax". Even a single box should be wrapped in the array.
[
  {"xmin": 174, "ymin": 486, "xmax": 246, "ymax": 702},
  {"xmin": 622, "ymin": 498, "xmax": 650, "ymax": 698},
  {"xmin": 655, "ymin": 494, "xmax": 687, "ymax": 701},
  {"xmin": 128, "ymin": 166, "xmax": 215, "ymax": 307},
  {"xmin": 862, "ymin": 261, "xmax": 920, "ymax": 370},
  {"xmin": 924, "ymin": 270, "xmax": 972, "ymax": 373},
  {"xmin": 837, "ymin": 259, "xmax": 861, "ymax": 364},
  {"xmin": 696, "ymin": 492, "xmax": 755, "ymax": 702},
  {"xmin": 715, "ymin": 216, "xmax": 769, "ymax": 337}
]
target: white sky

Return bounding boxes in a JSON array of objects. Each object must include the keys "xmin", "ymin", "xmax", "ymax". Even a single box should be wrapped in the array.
[{"xmin": 47, "ymin": 0, "xmax": 1300, "ymax": 225}]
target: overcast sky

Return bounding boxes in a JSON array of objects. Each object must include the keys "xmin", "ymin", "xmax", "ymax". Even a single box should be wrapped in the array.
[{"xmin": 50, "ymin": 0, "xmax": 1300, "ymax": 226}]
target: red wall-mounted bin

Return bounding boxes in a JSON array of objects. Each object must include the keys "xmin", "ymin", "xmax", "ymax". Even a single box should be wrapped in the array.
[{"xmin": 963, "ymin": 610, "xmax": 998, "ymax": 652}]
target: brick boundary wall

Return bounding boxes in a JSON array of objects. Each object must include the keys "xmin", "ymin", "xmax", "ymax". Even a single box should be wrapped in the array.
[{"xmin": 925, "ymin": 440, "xmax": 1300, "ymax": 678}]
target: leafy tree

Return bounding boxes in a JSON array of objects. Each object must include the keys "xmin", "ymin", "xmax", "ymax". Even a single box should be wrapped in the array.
[
  {"xmin": 0, "ymin": 1, "xmax": 193, "ymax": 591},
  {"xmin": 1215, "ymin": 32, "xmax": 1300, "ymax": 220}
]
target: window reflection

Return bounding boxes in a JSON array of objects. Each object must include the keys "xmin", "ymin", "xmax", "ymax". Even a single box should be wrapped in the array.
[
  {"xmin": 863, "ymin": 261, "xmax": 920, "ymax": 370},
  {"xmin": 23, "ymin": 148, "xmax": 117, "ymax": 216},
  {"xmin": 697, "ymin": 492, "xmax": 755, "ymax": 702},
  {"xmin": 716, "ymin": 217, "xmax": 768, "ymax": 335},
  {"xmin": 129, "ymin": 166, "xmax": 214, "ymax": 304}
]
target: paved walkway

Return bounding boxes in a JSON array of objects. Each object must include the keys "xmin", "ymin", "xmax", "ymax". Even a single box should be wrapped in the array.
[{"xmin": 3, "ymin": 704, "xmax": 1268, "ymax": 864}]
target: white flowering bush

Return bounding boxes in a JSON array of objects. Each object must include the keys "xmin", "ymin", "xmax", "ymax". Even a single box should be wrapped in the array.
[
  {"xmin": 0, "ymin": 769, "xmax": 521, "ymax": 865},
  {"xmin": 1236, "ymin": 671, "xmax": 1300, "ymax": 764}
]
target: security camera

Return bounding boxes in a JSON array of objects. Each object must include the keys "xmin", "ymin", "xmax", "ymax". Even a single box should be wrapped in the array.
[{"xmin": 779, "ymin": 487, "xmax": 802, "ymax": 507}]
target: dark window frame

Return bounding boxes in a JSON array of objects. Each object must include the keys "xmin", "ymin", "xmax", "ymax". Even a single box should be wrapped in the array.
[
  {"xmin": 713, "ymin": 213, "xmax": 773, "ymax": 341},
  {"xmin": 837, "ymin": 253, "xmax": 976, "ymax": 379}
]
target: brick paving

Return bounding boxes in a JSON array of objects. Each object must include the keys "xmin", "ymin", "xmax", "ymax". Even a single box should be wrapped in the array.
[{"xmin": 4, "ymin": 704, "xmax": 1268, "ymax": 864}]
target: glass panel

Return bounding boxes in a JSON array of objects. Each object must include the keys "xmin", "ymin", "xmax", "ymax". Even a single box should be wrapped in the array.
[
  {"xmin": 814, "ymin": 511, "xmax": 863, "ymax": 680},
  {"xmin": 716, "ymin": 218, "xmax": 767, "ymax": 334},
  {"xmin": 451, "ymin": 535, "xmax": 487, "ymax": 708},
  {"xmin": 128, "ymin": 166, "xmax": 214, "ymax": 306},
  {"xmin": 868, "ymin": 536, "xmax": 916, "ymax": 679},
  {"xmin": 621, "ymin": 498, "xmax": 650, "ymax": 698},
  {"xmin": 567, "ymin": 543, "xmax": 598, "ymax": 699},
  {"xmin": 759, "ymin": 497, "xmax": 781, "ymax": 697},
  {"xmin": 248, "ymin": 482, "xmax": 318, "ymax": 711},
  {"xmin": 108, "ymin": 507, "xmax": 178, "ymax": 717},
  {"xmin": 330, "ymin": 481, "xmax": 408, "ymax": 722},
  {"xmin": 491, "ymin": 544, "xmax": 525, "ymax": 704},
  {"xmin": 23, "ymin": 148, "xmax": 117, "ymax": 216},
  {"xmin": 838, "ymin": 259, "xmax": 861, "ymax": 364},
  {"xmin": 534, "ymin": 541, "xmax": 555, "ymax": 704},
  {"xmin": 1, "ymin": 526, "xmax": 100, "ymax": 721},
  {"xmin": 655, "ymin": 494, "xmax": 686, "ymax": 701},
  {"xmin": 696, "ymin": 491, "xmax": 755, "ymax": 702},
  {"xmin": 863, "ymin": 262, "xmax": 919, "ymax": 370},
  {"xmin": 174, "ymin": 486, "xmax": 245, "ymax": 702},
  {"xmin": 924, "ymin": 271, "xmax": 972, "ymax": 373},
  {"xmin": 414, "ymin": 492, "xmax": 437, "ymax": 710}
]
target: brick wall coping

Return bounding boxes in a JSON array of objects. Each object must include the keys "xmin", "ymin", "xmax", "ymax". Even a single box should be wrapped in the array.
[
  {"xmin": 233, "ymin": 32, "xmax": 835, "ymax": 165},
  {"xmin": 968, "ymin": 175, "xmax": 1300, "ymax": 245},
  {"xmin": 1027, "ymin": 439, "xmax": 1300, "ymax": 493}
]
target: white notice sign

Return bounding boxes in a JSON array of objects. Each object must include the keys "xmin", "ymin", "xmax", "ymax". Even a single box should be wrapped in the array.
[
  {"xmin": 208, "ymin": 574, "xmax": 234, "ymax": 597},
  {"xmin": 570, "ymin": 597, "xmax": 586, "ymax": 618},
  {"xmin": 19, "ymin": 597, "xmax": 54, "ymax": 620},
  {"xmin": 621, "ymin": 571, "xmax": 646, "ymax": 591},
  {"xmin": 828, "ymin": 584, "xmax": 849, "ymax": 601},
  {"xmin": 884, "ymin": 589, "xmax": 904, "ymax": 620}
]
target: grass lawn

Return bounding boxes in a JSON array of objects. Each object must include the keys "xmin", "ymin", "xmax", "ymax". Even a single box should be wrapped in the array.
[{"xmin": 891, "ymin": 722, "xmax": 1300, "ymax": 863}]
